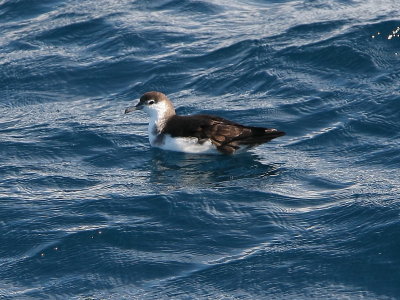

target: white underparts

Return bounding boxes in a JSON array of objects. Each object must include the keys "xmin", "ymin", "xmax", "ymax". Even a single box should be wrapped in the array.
[
  {"xmin": 144, "ymin": 100, "xmax": 220, "ymax": 154},
  {"xmin": 149, "ymin": 129, "xmax": 218, "ymax": 154}
]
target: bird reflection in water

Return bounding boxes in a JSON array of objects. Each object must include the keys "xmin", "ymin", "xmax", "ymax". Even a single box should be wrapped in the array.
[{"xmin": 148, "ymin": 148, "xmax": 283, "ymax": 192}]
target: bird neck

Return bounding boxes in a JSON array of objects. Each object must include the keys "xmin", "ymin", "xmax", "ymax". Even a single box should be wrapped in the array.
[{"xmin": 148, "ymin": 103, "xmax": 176, "ymax": 133}]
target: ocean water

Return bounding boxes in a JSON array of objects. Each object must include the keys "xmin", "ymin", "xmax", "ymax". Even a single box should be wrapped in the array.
[{"xmin": 1, "ymin": 0, "xmax": 400, "ymax": 299}]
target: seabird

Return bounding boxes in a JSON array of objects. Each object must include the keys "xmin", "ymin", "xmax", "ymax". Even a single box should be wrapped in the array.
[{"xmin": 125, "ymin": 91, "xmax": 285, "ymax": 154}]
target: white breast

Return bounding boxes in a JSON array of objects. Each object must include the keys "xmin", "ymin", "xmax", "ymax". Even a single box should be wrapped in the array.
[
  {"xmin": 160, "ymin": 135, "xmax": 219, "ymax": 154},
  {"xmin": 148, "ymin": 126, "xmax": 218, "ymax": 154}
]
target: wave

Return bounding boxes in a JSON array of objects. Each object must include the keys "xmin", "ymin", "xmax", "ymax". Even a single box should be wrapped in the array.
[{"xmin": 1, "ymin": 0, "xmax": 400, "ymax": 299}]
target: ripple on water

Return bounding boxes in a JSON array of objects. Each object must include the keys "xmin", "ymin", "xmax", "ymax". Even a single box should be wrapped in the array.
[{"xmin": 1, "ymin": 0, "xmax": 400, "ymax": 299}]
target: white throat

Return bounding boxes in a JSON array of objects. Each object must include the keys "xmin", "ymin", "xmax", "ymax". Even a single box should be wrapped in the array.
[{"xmin": 143, "ymin": 101, "xmax": 174, "ymax": 145}]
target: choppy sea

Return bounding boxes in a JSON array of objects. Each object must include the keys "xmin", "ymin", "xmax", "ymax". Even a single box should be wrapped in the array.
[{"xmin": 1, "ymin": 0, "xmax": 400, "ymax": 299}]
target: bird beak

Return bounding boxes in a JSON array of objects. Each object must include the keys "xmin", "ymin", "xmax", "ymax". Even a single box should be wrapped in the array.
[{"xmin": 124, "ymin": 102, "xmax": 143, "ymax": 114}]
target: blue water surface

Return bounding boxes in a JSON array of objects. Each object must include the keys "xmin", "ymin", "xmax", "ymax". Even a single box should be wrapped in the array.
[{"xmin": 1, "ymin": 0, "xmax": 400, "ymax": 299}]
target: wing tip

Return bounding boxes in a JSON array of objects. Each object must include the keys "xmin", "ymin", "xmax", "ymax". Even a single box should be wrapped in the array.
[{"xmin": 264, "ymin": 128, "xmax": 286, "ymax": 138}]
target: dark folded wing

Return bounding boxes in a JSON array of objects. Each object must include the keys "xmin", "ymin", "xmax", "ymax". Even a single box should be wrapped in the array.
[{"xmin": 163, "ymin": 114, "xmax": 285, "ymax": 154}]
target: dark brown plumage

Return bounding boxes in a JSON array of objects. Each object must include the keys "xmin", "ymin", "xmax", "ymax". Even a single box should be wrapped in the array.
[{"xmin": 162, "ymin": 114, "xmax": 285, "ymax": 154}]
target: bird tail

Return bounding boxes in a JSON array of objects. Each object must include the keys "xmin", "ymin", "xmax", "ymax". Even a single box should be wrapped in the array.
[
  {"xmin": 237, "ymin": 127, "xmax": 286, "ymax": 146},
  {"xmin": 212, "ymin": 125, "xmax": 285, "ymax": 154}
]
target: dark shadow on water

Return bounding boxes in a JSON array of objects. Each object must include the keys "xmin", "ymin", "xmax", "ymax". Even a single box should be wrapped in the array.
[{"xmin": 148, "ymin": 148, "xmax": 283, "ymax": 189}]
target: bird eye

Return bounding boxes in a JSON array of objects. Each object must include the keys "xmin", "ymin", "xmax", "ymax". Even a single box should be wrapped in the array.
[{"xmin": 148, "ymin": 100, "xmax": 155, "ymax": 105}]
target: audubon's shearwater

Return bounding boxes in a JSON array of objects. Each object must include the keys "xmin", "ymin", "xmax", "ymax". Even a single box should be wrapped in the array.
[{"xmin": 125, "ymin": 91, "xmax": 285, "ymax": 154}]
